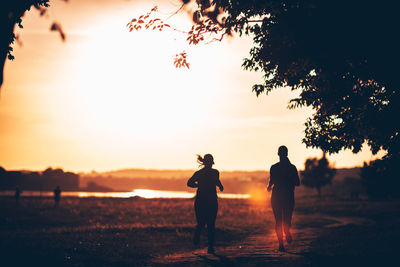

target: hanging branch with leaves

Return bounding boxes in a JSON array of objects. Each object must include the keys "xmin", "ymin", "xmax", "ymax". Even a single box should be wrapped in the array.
[{"xmin": 126, "ymin": 3, "xmax": 230, "ymax": 69}]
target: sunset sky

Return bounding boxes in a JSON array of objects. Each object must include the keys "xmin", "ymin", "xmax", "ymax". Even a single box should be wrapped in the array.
[{"xmin": 0, "ymin": 0, "xmax": 383, "ymax": 172}]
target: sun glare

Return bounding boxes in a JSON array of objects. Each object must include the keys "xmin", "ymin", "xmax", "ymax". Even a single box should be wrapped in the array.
[{"xmin": 71, "ymin": 21, "xmax": 219, "ymax": 140}]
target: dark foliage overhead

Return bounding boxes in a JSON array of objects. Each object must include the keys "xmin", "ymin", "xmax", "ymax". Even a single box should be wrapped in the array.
[
  {"xmin": 178, "ymin": 0, "xmax": 399, "ymax": 158},
  {"xmin": 0, "ymin": 0, "xmax": 66, "ymax": 88}
]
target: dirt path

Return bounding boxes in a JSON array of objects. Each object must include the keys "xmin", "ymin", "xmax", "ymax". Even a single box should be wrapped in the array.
[
  {"xmin": 151, "ymin": 213, "xmax": 375, "ymax": 266},
  {"xmin": 152, "ymin": 229, "xmax": 316, "ymax": 266}
]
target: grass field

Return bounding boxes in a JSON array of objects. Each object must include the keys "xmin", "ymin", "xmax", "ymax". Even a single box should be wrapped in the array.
[{"xmin": 1, "ymin": 194, "xmax": 399, "ymax": 266}]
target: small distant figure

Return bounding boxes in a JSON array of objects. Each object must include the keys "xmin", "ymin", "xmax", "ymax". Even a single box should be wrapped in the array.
[
  {"xmin": 187, "ymin": 154, "xmax": 224, "ymax": 254},
  {"xmin": 267, "ymin": 146, "xmax": 300, "ymax": 252},
  {"xmin": 15, "ymin": 187, "xmax": 21, "ymax": 205},
  {"xmin": 54, "ymin": 186, "xmax": 61, "ymax": 207}
]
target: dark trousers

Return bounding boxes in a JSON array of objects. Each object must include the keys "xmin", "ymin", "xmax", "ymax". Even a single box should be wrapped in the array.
[
  {"xmin": 271, "ymin": 191, "xmax": 294, "ymax": 243},
  {"xmin": 194, "ymin": 196, "xmax": 218, "ymax": 247}
]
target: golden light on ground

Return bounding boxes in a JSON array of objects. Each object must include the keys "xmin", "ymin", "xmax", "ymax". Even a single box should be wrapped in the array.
[
  {"xmin": 248, "ymin": 187, "xmax": 268, "ymax": 202},
  {"xmin": 132, "ymin": 189, "xmax": 194, "ymax": 199}
]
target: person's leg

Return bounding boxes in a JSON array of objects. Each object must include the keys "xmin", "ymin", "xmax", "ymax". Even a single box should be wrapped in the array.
[
  {"xmin": 283, "ymin": 199, "xmax": 294, "ymax": 244},
  {"xmin": 283, "ymin": 208, "xmax": 293, "ymax": 244},
  {"xmin": 272, "ymin": 196, "xmax": 284, "ymax": 251},
  {"xmin": 194, "ymin": 200, "xmax": 205, "ymax": 245},
  {"xmin": 206, "ymin": 200, "xmax": 218, "ymax": 253},
  {"xmin": 194, "ymin": 223, "xmax": 205, "ymax": 245},
  {"xmin": 274, "ymin": 211, "xmax": 284, "ymax": 250}
]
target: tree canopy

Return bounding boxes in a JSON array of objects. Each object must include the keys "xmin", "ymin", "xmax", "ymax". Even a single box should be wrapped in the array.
[{"xmin": 167, "ymin": 0, "xmax": 399, "ymax": 159}]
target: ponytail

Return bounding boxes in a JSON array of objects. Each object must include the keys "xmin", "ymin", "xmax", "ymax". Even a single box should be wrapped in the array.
[{"xmin": 197, "ymin": 154, "xmax": 205, "ymax": 167}]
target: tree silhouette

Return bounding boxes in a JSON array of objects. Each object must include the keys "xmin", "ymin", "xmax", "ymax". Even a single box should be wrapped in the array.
[
  {"xmin": 0, "ymin": 0, "xmax": 66, "ymax": 89},
  {"xmin": 138, "ymin": 0, "xmax": 399, "ymax": 161},
  {"xmin": 301, "ymin": 152, "xmax": 336, "ymax": 198},
  {"xmin": 361, "ymin": 156, "xmax": 400, "ymax": 199}
]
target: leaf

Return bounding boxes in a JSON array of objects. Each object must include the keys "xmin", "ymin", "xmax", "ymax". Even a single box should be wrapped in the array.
[{"xmin": 49, "ymin": 22, "xmax": 66, "ymax": 41}]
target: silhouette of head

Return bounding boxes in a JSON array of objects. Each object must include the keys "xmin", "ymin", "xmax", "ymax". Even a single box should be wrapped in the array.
[
  {"xmin": 278, "ymin": 146, "xmax": 288, "ymax": 157},
  {"xmin": 197, "ymin": 154, "xmax": 214, "ymax": 168}
]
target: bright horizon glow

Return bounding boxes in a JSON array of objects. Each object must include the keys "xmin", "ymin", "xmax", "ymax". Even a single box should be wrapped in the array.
[
  {"xmin": 0, "ymin": 0, "xmax": 384, "ymax": 173},
  {"xmin": 0, "ymin": 189, "xmax": 250, "ymax": 199}
]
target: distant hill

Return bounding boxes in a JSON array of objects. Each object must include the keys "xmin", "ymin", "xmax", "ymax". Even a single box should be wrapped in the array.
[
  {"xmin": 81, "ymin": 169, "xmax": 268, "ymax": 193},
  {"xmin": 100, "ymin": 169, "xmax": 195, "ymax": 179},
  {"xmin": 95, "ymin": 168, "xmax": 267, "ymax": 180},
  {"xmin": 332, "ymin": 167, "xmax": 361, "ymax": 182},
  {"xmin": 80, "ymin": 167, "xmax": 361, "ymax": 193},
  {"xmin": 96, "ymin": 167, "xmax": 360, "ymax": 181}
]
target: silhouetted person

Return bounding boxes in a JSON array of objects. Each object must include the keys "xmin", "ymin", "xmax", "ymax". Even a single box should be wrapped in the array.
[
  {"xmin": 187, "ymin": 154, "xmax": 224, "ymax": 254},
  {"xmin": 54, "ymin": 186, "xmax": 61, "ymax": 207},
  {"xmin": 15, "ymin": 187, "xmax": 21, "ymax": 205},
  {"xmin": 267, "ymin": 146, "xmax": 300, "ymax": 252}
]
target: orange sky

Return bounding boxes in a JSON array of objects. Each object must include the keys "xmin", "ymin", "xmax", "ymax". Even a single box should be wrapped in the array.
[{"xmin": 0, "ymin": 0, "xmax": 383, "ymax": 172}]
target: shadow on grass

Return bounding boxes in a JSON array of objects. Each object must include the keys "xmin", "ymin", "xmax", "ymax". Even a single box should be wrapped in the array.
[{"xmin": 197, "ymin": 253, "xmax": 235, "ymax": 266}]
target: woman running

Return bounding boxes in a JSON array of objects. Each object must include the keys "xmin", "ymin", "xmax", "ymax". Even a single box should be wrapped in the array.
[{"xmin": 187, "ymin": 154, "xmax": 224, "ymax": 254}]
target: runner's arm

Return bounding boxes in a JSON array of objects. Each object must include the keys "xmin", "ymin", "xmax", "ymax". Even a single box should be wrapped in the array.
[
  {"xmin": 217, "ymin": 176, "xmax": 224, "ymax": 192},
  {"xmin": 267, "ymin": 166, "xmax": 274, "ymax": 192},
  {"xmin": 187, "ymin": 172, "xmax": 199, "ymax": 188}
]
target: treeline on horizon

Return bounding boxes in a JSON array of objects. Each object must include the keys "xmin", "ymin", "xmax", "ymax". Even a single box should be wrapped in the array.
[
  {"xmin": 0, "ymin": 166, "xmax": 79, "ymax": 191},
  {"xmin": 0, "ymin": 166, "xmax": 360, "ymax": 195}
]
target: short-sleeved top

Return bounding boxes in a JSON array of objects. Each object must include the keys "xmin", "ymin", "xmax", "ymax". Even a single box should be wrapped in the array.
[
  {"xmin": 188, "ymin": 168, "xmax": 221, "ymax": 199},
  {"xmin": 269, "ymin": 159, "xmax": 300, "ymax": 194}
]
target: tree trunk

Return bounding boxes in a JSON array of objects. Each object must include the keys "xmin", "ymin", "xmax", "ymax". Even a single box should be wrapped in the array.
[{"xmin": 317, "ymin": 186, "xmax": 322, "ymax": 199}]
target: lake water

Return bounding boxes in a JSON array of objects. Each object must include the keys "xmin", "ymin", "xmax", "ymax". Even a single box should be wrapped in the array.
[{"xmin": 0, "ymin": 189, "xmax": 250, "ymax": 199}]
